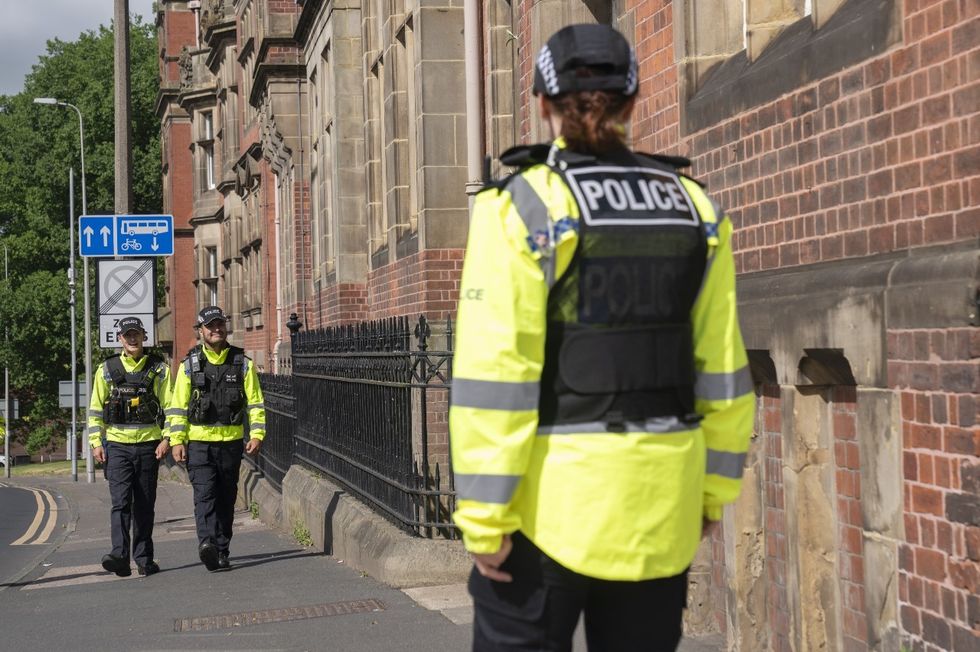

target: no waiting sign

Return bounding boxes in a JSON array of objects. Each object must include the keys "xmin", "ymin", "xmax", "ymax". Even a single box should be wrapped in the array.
[{"xmin": 97, "ymin": 258, "xmax": 157, "ymax": 348}]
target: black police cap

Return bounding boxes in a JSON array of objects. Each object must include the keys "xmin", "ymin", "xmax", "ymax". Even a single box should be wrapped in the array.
[
  {"xmin": 533, "ymin": 24, "xmax": 638, "ymax": 98},
  {"xmin": 196, "ymin": 305, "xmax": 228, "ymax": 327},
  {"xmin": 117, "ymin": 316, "xmax": 145, "ymax": 334}
]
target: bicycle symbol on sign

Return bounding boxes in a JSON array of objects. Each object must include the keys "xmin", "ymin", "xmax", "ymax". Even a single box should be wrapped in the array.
[{"xmin": 120, "ymin": 239, "xmax": 142, "ymax": 252}]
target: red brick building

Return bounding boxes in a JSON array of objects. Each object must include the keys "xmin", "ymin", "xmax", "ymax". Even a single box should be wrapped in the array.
[
  {"xmin": 157, "ymin": 1, "xmax": 977, "ymax": 649},
  {"xmin": 570, "ymin": 1, "xmax": 976, "ymax": 649}
]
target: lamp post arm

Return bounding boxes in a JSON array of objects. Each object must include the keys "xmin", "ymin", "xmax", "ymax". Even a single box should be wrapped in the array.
[{"xmin": 60, "ymin": 102, "xmax": 87, "ymax": 216}]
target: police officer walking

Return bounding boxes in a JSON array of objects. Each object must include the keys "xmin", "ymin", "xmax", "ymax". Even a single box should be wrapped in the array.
[
  {"xmin": 450, "ymin": 24, "xmax": 755, "ymax": 651},
  {"xmin": 88, "ymin": 316, "xmax": 171, "ymax": 577},
  {"xmin": 168, "ymin": 306, "xmax": 265, "ymax": 571}
]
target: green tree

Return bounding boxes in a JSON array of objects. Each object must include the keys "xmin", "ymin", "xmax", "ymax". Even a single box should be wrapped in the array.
[{"xmin": 0, "ymin": 19, "xmax": 160, "ymax": 452}]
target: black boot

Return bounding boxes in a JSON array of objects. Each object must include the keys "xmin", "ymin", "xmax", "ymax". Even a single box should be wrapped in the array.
[
  {"xmin": 101, "ymin": 553, "xmax": 132, "ymax": 577},
  {"xmin": 137, "ymin": 561, "xmax": 160, "ymax": 576},
  {"xmin": 198, "ymin": 542, "xmax": 220, "ymax": 571}
]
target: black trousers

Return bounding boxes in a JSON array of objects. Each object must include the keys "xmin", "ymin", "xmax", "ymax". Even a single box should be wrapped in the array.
[
  {"xmin": 187, "ymin": 439, "xmax": 244, "ymax": 554},
  {"xmin": 469, "ymin": 533, "xmax": 688, "ymax": 652},
  {"xmin": 105, "ymin": 441, "xmax": 160, "ymax": 566}
]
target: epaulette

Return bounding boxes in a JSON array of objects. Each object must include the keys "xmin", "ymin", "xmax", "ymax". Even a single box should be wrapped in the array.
[
  {"xmin": 499, "ymin": 143, "xmax": 553, "ymax": 168},
  {"xmin": 633, "ymin": 150, "xmax": 691, "ymax": 168},
  {"xmin": 481, "ymin": 144, "xmax": 602, "ymax": 193}
]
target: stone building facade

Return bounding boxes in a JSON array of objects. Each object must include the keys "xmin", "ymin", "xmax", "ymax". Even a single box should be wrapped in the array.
[{"xmin": 158, "ymin": 1, "xmax": 977, "ymax": 650}]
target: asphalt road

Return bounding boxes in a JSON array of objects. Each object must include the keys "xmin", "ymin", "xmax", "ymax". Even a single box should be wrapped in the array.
[{"xmin": 0, "ymin": 482, "xmax": 67, "ymax": 588}]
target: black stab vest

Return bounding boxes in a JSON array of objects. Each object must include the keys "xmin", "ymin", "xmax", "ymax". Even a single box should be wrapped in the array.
[
  {"xmin": 536, "ymin": 148, "xmax": 708, "ymax": 429},
  {"xmin": 184, "ymin": 345, "xmax": 248, "ymax": 426},
  {"xmin": 102, "ymin": 354, "xmax": 165, "ymax": 426}
]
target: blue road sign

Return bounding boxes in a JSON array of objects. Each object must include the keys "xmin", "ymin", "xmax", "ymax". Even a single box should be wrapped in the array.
[
  {"xmin": 79, "ymin": 216, "xmax": 115, "ymax": 256},
  {"xmin": 80, "ymin": 214, "xmax": 174, "ymax": 257}
]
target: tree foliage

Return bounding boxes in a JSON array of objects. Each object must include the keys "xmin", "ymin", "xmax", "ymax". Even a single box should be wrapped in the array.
[{"xmin": 0, "ymin": 18, "xmax": 160, "ymax": 446}]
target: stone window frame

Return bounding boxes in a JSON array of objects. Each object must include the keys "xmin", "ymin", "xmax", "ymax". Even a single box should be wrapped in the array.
[
  {"xmin": 391, "ymin": 15, "xmax": 419, "ymax": 257},
  {"xmin": 675, "ymin": 0, "xmax": 901, "ymax": 134},
  {"xmin": 366, "ymin": 59, "xmax": 387, "ymax": 268},
  {"xmin": 310, "ymin": 41, "xmax": 336, "ymax": 281},
  {"xmin": 199, "ymin": 110, "xmax": 217, "ymax": 191},
  {"xmin": 273, "ymin": 168, "xmax": 296, "ymax": 312}
]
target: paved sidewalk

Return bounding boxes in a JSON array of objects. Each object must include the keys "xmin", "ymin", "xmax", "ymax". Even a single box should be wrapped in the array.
[
  {"xmin": 1, "ymin": 475, "xmax": 470, "ymax": 651},
  {"xmin": 0, "ymin": 475, "xmax": 722, "ymax": 651}
]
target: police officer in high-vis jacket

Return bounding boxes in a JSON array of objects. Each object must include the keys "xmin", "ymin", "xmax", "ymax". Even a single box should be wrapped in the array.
[
  {"xmin": 168, "ymin": 306, "xmax": 265, "ymax": 571},
  {"xmin": 89, "ymin": 316, "xmax": 171, "ymax": 577},
  {"xmin": 450, "ymin": 24, "xmax": 755, "ymax": 651}
]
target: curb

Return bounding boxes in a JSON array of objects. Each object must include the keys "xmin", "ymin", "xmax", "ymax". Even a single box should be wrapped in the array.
[{"xmin": 238, "ymin": 464, "xmax": 470, "ymax": 588}]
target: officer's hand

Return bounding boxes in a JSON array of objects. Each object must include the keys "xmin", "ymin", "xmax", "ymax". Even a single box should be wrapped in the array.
[
  {"xmin": 472, "ymin": 534, "xmax": 513, "ymax": 583},
  {"xmin": 244, "ymin": 438, "xmax": 262, "ymax": 456},
  {"xmin": 701, "ymin": 517, "xmax": 719, "ymax": 540},
  {"xmin": 93, "ymin": 446, "xmax": 106, "ymax": 464},
  {"xmin": 171, "ymin": 444, "xmax": 186, "ymax": 463},
  {"xmin": 155, "ymin": 438, "xmax": 171, "ymax": 460}
]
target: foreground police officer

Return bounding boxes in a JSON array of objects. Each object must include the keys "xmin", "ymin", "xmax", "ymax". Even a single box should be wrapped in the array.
[
  {"xmin": 450, "ymin": 24, "xmax": 755, "ymax": 651},
  {"xmin": 89, "ymin": 316, "xmax": 171, "ymax": 577},
  {"xmin": 169, "ymin": 306, "xmax": 265, "ymax": 571}
]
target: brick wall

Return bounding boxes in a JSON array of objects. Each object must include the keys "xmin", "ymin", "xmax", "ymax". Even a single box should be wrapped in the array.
[
  {"xmin": 834, "ymin": 386, "xmax": 871, "ymax": 650},
  {"xmin": 892, "ymin": 327, "xmax": 979, "ymax": 650},
  {"xmin": 760, "ymin": 385, "xmax": 791, "ymax": 652},
  {"xmin": 160, "ymin": 7, "xmax": 196, "ymax": 88},
  {"xmin": 313, "ymin": 282, "xmax": 369, "ymax": 327},
  {"xmin": 365, "ymin": 249, "xmax": 464, "ymax": 320}
]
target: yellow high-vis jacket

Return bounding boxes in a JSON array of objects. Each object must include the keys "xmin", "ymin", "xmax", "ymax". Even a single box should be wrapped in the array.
[
  {"xmin": 450, "ymin": 142, "xmax": 755, "ymax": 581},
  {"xmin": 166, "ymin": 345, "xmax": 266, "ymax": 446},
  {"xmin": 88, "ymin": 353, "xmax": 171, "ymax": 448}
]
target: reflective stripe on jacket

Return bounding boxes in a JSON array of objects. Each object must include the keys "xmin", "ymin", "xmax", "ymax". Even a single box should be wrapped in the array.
[
  {"xmin": 88, "ymin": 353, "xmax": 171, "ymax": 447},
  {"xmin": 450, "ymin": 142, "xmax": 755, "ymax": 581},
  {"xmin": 167, "ymin": 345, "xmax": 266, "ymax": 446}
]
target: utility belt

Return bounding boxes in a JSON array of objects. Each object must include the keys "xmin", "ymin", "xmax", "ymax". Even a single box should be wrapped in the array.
[{"xmin": 537, "ymin": 322, "xmax": 699, "ymax": 428}]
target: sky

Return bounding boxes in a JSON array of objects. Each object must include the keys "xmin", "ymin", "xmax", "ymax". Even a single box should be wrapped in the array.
[{"xmin": 0, "ymin": 0, "xmax": 156, "ymax": 96}]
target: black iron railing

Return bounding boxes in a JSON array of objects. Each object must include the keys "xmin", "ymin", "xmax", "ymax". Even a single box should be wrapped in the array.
[
  {"xmin": 254, "ymin": 373, "xmax": 296, "ymax": 491},
  {"xmin": 255, "ymin": 315, "xmax": 456, "ymax": 538}
]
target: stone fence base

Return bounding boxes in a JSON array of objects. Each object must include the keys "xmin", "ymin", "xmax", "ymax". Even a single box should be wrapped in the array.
[{"xmin": 238, "ymin": 463, "xmax": 471, "ymax": 588}]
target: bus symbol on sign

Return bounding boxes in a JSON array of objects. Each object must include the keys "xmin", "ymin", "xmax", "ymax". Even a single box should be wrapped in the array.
[{"xmin": 120, "ymin": 219, "xmax": 168, "ymax": 237}]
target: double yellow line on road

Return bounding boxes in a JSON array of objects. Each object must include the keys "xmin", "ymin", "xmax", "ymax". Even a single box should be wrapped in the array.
[{"xmin": 12, "ymin": 488, "xmax": 58, "ymax": 546}]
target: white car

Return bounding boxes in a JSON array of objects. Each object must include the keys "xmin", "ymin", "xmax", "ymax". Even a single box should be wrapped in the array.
[{"xmin": 0, "ymin": 454, "xmax": 6, "ymax": 467}]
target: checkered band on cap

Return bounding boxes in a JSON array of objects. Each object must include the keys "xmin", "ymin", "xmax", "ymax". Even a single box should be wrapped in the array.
[
  {"xmin": 536, "ymin": 45, "xmax": 560, "ymax": 96},
  {"xmin": 625, "ymin": 50, "xmax": 638, "ymax": 96}
]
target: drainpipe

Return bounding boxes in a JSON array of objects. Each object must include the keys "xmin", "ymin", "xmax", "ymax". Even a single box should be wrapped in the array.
[
  {"xmin": 274, "ymin": 172, "xmax": 283, "ymax": 372},
  {"xmin": 295, "ymin": 78, "xmax": 308, "ymax": 327},
  {"xmin": 463, "ymin": 0, "xmax": 485, "ymax": 213}
]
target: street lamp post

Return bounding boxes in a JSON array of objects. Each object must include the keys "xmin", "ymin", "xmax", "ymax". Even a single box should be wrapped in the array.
[
  {"xmin": 34, "ymin": 97, "xmax": 94, "ymax": 482},
  {"xmin": 3, "ymin": 244, "xmax": 9, "ymax": 479},
  {"xmin": 69, "ymin": 169, "xmax": 78, "ymax": 481}
]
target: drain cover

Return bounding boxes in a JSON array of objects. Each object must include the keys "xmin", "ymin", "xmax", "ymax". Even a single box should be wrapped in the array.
[{"xmin": 174, "ymin": 598, "xmax": 386, "ymax": 632}]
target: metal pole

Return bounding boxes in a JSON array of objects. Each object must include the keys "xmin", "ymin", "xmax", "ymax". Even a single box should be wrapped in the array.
[
  {"xmin": 69, "ymin": 102, "xmax": 94, "ymax": 482},
  {"xmin": 114, "ymin": 0, "xmax": 132, "ymax": 214},
  {"xmin": 4, "ymin": 245, "xmax": 9, "ymax": 479},
  {"xmin": 69, "ymin": 169, "xmax": 78, "ymax": 482}
]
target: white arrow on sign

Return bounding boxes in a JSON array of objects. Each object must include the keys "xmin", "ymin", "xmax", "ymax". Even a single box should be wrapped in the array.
[
  {"xmin": 100, "ymin": 226, "xmax": 111, "ymax": 247},
  {"xmin": 151, "ymin": 236, "xmax": 159, "ymax": 252},
  {"xmin": 83, "ymin": 226, "xmax": 93, "ymax": 248}
]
